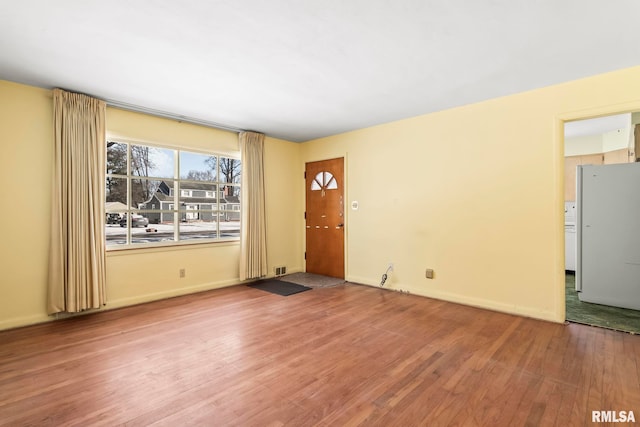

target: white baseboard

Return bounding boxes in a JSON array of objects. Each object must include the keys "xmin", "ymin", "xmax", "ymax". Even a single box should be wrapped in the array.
[
  {"xmin": 106, "ymin": 278, "xmax": 241, "ymax": 309},
  {"xmin": 0, "ymin": 313, "xmax": 53, "ymax": 331},
  {"xmin": 0, "ymin": 278, "xmax": 243, "ymax": 332},
  {"xmin": 0, "ymin": 272, "xmax": 561, "ymax": 332},
  {"xmin": 347, "ymin": 275, "xmax": 561, "ymax": 323}
]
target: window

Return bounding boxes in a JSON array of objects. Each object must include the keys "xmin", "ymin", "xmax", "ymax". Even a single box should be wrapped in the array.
[
  {"xmin": 311, "ymin": 171, "xmax": 338, "ymax": 191},
  {"xmin": 105, "ymin": 141, "xmax": 241, "ymax": 247}
]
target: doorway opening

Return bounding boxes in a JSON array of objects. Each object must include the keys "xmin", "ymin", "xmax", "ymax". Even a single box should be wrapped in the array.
[{"xmin": 564, "ymin": 112, "xmax": 640, "ymax": 333}]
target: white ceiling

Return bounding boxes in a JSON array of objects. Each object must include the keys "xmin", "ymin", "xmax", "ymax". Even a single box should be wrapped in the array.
[{"xmin": 1, "ymin": 1, "xmax": 639, "ymax": 142}]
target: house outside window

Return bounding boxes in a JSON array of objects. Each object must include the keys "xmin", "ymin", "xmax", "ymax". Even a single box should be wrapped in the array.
[{"xmin": 105, "ymin": 141, "xmax": 241, "ymax": 247}]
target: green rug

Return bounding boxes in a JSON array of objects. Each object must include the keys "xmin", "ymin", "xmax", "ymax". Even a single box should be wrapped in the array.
[{"xmin": 566, "ymin": 273, "xmax": 640, "ymax": 334}]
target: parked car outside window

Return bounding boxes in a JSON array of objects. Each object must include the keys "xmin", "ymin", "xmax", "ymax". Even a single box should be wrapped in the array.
[
  {"xmin": 119, "ymin": 214, "xmax": 149, "ymax": 228},
  {"xmin": 106, "ymin": 213, "xmax": 121, "ymax": 224}
]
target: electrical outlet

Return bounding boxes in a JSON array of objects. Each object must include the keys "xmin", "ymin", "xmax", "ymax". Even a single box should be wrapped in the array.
[
  {"xmin": 179, "ymin": 268, "xmax": 186, "ymax": 278},
  {"xmin": 425, "ymin": 268, "xmax": 434, "ymax": 279}
]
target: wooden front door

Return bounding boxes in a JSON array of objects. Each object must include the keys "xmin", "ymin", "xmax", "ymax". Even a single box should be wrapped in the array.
[{"xmin": 305, "ymin": 158, "xmax": 345, "ymax": 279}]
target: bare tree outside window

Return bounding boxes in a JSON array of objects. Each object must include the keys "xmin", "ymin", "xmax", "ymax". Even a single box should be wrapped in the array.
[
  {"xmin": 106, "ymin": 142, "xmax": 127, "ymax": 204},
  {"xmin": 182, "ymin": 151, "xmax": 216, "ymax": 182},
  {"xmin": 131, "ymin": 145, "xmax": 153, "ymax": 178},
  {"xmin": 220, "ymin": 157, "xmax": 241, "ymax": 184},
  {"xmin": 186, "ymin": 170, "xmax": 215, "ymax": 181},
  {"xmin": 131, "ymin": 145, "xmax": 171, "ymax": 205}
]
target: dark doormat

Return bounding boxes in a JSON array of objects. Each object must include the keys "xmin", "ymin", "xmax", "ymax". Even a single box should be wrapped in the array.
[{"xmin": 247, "ymin": 280, "xmax": 312, "ymax": 296}]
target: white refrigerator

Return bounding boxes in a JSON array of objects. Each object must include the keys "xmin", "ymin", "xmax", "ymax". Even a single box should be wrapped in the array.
[{"xmin": 576, "ymin": 162, "xmax": 640, "ymax": 310}]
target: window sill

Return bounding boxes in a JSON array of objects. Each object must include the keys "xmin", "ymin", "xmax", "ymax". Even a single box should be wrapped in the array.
[{"xmin": 106, "ymin": 239, "xmax": 240, "ymax": 256}]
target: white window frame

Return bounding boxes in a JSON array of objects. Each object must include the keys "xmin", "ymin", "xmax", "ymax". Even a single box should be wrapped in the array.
[{"xmin": 105, "ymin": 140, "xmax": 241, "ymax": 249}]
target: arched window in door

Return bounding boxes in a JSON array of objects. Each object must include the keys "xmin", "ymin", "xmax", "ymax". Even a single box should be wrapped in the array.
[{"xmin": 311, "ymin": 171, "xmax": 338, "ymax": 194}]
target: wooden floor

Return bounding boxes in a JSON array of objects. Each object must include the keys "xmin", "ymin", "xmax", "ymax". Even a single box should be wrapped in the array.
[{"xmin": 1, "ymin": 284, "xmax": 639, "ymax": 426}]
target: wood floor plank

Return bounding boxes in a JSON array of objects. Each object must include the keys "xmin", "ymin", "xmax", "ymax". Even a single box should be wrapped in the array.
[{"xmin": 1, "ymin": 283, "xmax": 640, "ymax": 426}]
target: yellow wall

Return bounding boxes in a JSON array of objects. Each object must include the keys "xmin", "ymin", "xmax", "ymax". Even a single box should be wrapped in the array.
[
  {"xmin": 0, "ymin": 80, "xmax": 303, "ymax": 330},
  {"xmin": 0, "ymin": 82, "xmax": 52, "ymax": 329},
  {"xmin": 302, "ymin": 65, "xmax": 640, "ymax": 323},
  {"xmin": 3, "ymin": 65, "xmax": 640, "ymax": 329}
]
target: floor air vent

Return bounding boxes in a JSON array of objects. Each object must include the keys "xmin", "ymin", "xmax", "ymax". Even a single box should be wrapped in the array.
[{"xmin": 275, "ymin": 266, "xmax": 287, "ymax": 276}]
